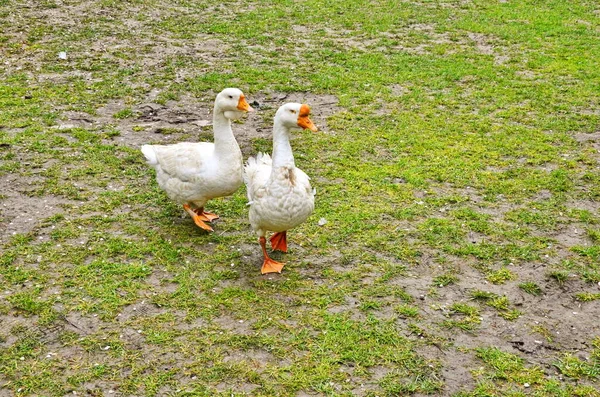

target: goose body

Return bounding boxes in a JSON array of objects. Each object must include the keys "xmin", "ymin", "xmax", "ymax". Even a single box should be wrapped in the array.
[
  {"xmin": 246, "ymin": 153, "xmax": 315, "ymax": 234},
  {"xmin": 141, "ymin": 88, "xmax": 253, "ymax": 231},
  {"xmin": 244, "ymin": 103, "xmax": 318, "ymax": 274}
]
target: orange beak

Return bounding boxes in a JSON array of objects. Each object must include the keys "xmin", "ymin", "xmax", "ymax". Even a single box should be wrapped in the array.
[
  {"xmin": 237, "ymin": 95, "xmax": 254, "ymax": 112},
  {"xmin": 297, "ymin": 104, "xmax": 318, "ymax": 132}
]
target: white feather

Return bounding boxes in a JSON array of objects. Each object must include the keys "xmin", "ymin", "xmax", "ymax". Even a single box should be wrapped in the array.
[
  {"xmin": 141, "ymin": 88, "xmax": 246, "ymax": 209},
  {"xmin": 141, "ymin": 144, "xmax": 157, "ymax": 165},
  {"xmin": 243, "ymin": 103, "xmax": 316, "ymax": 237}
]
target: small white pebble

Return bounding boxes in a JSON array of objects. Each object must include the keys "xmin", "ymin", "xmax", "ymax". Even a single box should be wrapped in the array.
[
  {"xmin": 524, "ymin": 383, "xmax": 530, "ymax": 388},
  {"xmin": 137, "ymin": 330, "xmax": 142, "ymax": 334},
  {"xmin": 19, "ymin": 357, "xmax": 24, "ymax": 361},
  {"xmin": 102, "ymin": 346, "xmax": 110, "ymax": 350},
  {"xmin": 239, "ymin": 320, "xmax": 244, "ymax": 323}
]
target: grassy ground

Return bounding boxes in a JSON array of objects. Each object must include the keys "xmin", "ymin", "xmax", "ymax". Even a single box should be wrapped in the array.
[{"xmin": 1, "ymin": 0, "xmax": 600, "ymax": 395}]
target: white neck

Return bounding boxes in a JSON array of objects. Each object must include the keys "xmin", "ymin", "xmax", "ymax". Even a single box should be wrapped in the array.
[
  {"xmin": 271, "ymin": 119, "xmax": 295, "ymax": 170},
  {"xmin": 212, "ymin": 103, "xmax": 235, "ymax": 148}
]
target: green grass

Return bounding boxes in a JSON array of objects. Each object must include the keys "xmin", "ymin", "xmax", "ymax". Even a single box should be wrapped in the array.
[
  {"xmin": 455, "ymin": 346, "xmax": 600, "ymax": 397},
  {"xmin": 433, "ymin": 273, "xmax": 459, "ymax": 287},
  {"xmin": 442, "ymin": 303, "xmax": 481, "ymax": 332},
  {"xmin": 555, "ymin": 337, "xmax": 600, "ymax": 380},
  {"xmin": 575, "ymin": 292, "xmax": 600, "ymax": 302},
  {"xmin": 519, "ymin": 281, "xmax": 543, "ymax": 296},
  {"xmin": 486, "ymin": 267, "xmax": 516, "ymax": 284},
  {"xmin": 2, "ymin": 0, "xmax": 600, "ymax": 395}
]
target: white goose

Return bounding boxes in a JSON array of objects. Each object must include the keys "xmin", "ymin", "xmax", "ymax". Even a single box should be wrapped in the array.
[
  {"xmin": 244, "ymin": 103, "xmax": 318, "ymax": 274},
  {"xmin": 141, "ymin": 88, "xmax": 253, "ymax": 231}
]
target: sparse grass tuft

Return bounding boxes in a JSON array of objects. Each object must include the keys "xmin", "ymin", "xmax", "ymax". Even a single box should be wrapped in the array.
[
  {"xmin": 395, "ymin": 304, "xmax": 419, "ymax": 319},
  {"xmin": 519, "ymin": 281, "xmax": 542, "ymax": 296},
  {"xmin": 587, "ymin": 228, "xmax": 600, "ymax": 244},
  {"xmin": 442, "ymin": 302, "xmax": 481, "ymax": 332},
  {"xmin": 433, "ymin": 273, "xmax": 459, "ymax": 287},
  {"xmin": 112, "ymin": 108, "xmax": 135, "ymax": 119},
  {"xmin": 548, "ymin": 270, "xmax": 570, "ymax": 284},
  {"xmin": 470, "ymin": 290, "xmax": 496, "ymax": 301},
  {"xmin": 486, "ymin": 267, "xmax": 516, "ymax": 284},
  {"xmin": 574, "ymin": 292, "xmax": 600, "ymax": 302}
]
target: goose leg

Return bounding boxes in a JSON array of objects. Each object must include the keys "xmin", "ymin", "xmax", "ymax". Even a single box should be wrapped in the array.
[
  {"xmin": 260, "ymin": 237, "xmax": 284, "ymax": 274},
  {"xmin": 270, "ymin": 231, "xmax": 288, "ymax": 252},
  {"xmin": 193, "ymin": 207, "xmax": 219, "ymax": 222},
  {"xmin": 183, "ymin": 204, "xmax": 213, "ymax": 232}
]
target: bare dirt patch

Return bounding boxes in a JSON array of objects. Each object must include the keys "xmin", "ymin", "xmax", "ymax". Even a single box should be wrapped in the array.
[{"xmin": 0, "ymin": 175, "xmax": 76, "ymax": 244}]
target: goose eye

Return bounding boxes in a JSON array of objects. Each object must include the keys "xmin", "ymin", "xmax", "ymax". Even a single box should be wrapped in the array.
[
  {"xmin": 290, "ymin": 110, "xmax": 296, "ymax": 114},
  {"xmin": 228, "ymin": 95, "xmax": 233, "ymax": 99}
]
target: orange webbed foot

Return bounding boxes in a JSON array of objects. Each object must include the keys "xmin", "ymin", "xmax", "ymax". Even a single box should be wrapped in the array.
[
  {"xmin": 202, "ymin": 211, "xmax": 219, "ymax": 222},
  {"xmin": 192, "ymin": 216, "xmax": 214, "ymax": 232},
  {"xmin": 192, "ymin": 208, "xmax": 220, "ymax": 222},
  {"xmin": 261, "ymin": 257, "xmax": 284, "ymax": 274},
  {"xmin": 184, "ymin": 204, "xmax": 214, "ymax": 232},
  {"xmin": 270, "ymin": 231, "xmax": 288, "ymax": 252}
]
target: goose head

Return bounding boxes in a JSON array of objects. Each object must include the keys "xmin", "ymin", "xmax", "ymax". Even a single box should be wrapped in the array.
[
  {"xmin": 275, "ymin": 103, "xmax": 318, "ymax": 133},
  {"xmin": 215, "ymin": 88, "xmax": 254, "ymax": 120}
]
